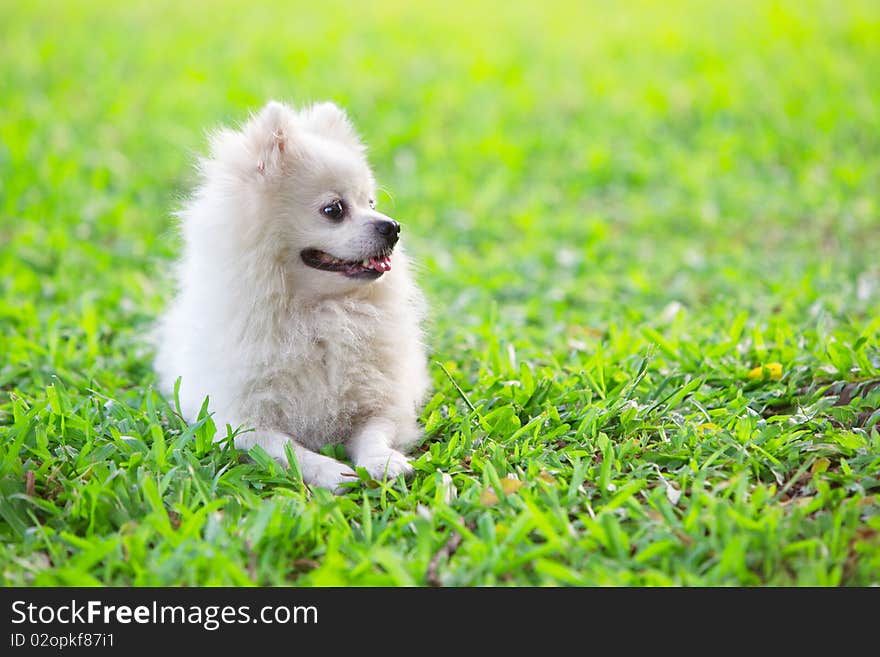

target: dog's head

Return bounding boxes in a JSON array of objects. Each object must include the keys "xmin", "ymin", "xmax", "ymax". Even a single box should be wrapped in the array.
[{"xmin": 216, "ymin": 100, "xmax": 401, "ymax": 296}]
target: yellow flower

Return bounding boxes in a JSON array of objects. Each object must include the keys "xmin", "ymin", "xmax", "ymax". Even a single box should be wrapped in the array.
[{"xmin": 747, "ymin": 362, "xmax": 783, "ymax": 381}]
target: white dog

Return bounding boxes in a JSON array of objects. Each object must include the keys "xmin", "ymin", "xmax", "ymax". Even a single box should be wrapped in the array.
[{"xmin": 154, "ymin": 100, "xmax": 430, "ymax": 492}]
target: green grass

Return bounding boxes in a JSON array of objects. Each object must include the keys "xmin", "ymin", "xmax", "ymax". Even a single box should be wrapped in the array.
[{"xmin": 2, "ymin": 0, "xmax": 879, "ymax": 586}]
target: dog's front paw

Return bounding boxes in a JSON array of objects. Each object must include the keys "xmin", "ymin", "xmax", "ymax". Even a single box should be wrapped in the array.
[
  {"xmin": 307, "ymin": 459, "xmax": 359, "ymax": 494},
  {"xmin": 358, "ymin": 449, "xmax": 413, "ymax": 481}
]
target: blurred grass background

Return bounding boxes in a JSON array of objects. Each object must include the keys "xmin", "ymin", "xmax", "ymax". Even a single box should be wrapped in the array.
[
  {"xmin": 1, "ymin": 0, "xmax": 878, "ymax": 585},
  {"xmin": 3, "ymin": 1, "xmax": 878, "ymax": 337}
]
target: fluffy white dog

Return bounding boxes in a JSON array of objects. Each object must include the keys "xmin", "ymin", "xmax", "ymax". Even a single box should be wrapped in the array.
[{"xmin": 154, "ymin": 100, "xmax": 430, "ymax": 492}]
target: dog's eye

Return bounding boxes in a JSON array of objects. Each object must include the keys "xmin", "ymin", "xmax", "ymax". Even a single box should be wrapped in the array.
[
  {"xmin": 369, "ymin": 199, "xmax": 376, "ymax": 209},
  {"xmin": 321, "ymin": 200, "xmax": 345, "ymax": 221}
]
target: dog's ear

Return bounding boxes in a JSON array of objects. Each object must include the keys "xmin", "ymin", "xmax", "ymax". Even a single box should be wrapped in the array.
[
  {"xmin": 243, "ymin": 100, "xmax": 292, "ymax": 175},
  {"xmin": 299, "ymin": 101, "xmax": 364, "ymax": 151}
]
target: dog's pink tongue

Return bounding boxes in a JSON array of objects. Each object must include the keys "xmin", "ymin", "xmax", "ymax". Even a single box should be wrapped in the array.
[{"xmin": 370, "ymin": 256, "xmax": 392, "ymax": 272}]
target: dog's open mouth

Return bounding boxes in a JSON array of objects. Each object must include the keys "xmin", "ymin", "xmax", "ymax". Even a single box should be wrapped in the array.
[{"xmin": 300, "ymin": 249, "xmax": 392, "ymax": 279}]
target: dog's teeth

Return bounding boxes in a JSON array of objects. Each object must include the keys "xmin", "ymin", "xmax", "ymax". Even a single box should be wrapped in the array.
[{"xmin": 362, "ymin": 259, "xmax": 370, "ymax": 267}]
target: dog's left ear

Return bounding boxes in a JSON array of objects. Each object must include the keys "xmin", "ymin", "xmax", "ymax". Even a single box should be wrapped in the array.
[
  {"xmin": 244, "ymin": 100, "xmax": 292, "ymax": 175},
  {"xmin": 299, "ymin": 102, "xmax": 364, "ymax": 151}
]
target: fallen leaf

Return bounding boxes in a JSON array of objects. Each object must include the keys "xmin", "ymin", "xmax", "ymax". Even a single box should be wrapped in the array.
[
  {"xmin": 747, "ymin": 362, "xmax": 783, "ymax": 381},
  {"xmin": 568, "ymin": 325, "xmax": 604, "ymax": 339},
  {"xmin": 856, "ymin": 495, "xmax": 876, "ymax": 507},
  {"xmin": 537, "ymin": 470, "xmax": 557, "ymax": 484},
  {"xmin": 480, "ymin": 477, "xmax": 525, "ymax": 506},
  {"xmin": 811, "ymin": 458, "xmax": 831, "ymax": 474},
  {"xmin": 665, "ymin": 482, "xmax": 682, "ymax": 505},
  {"xmin": 697, "ymin": 422, "xmax": 720, "ymax": 435},
  {"xmin": 25, "ymin": 470, "xmax": 35, "ymax": 497},
  {"xmin": 780, "ymin": 490, "xmax": 816, "ymax": 506},
  {"xmin": 500, "ymin": 478, "xmax": 525, "ymax": 494}
]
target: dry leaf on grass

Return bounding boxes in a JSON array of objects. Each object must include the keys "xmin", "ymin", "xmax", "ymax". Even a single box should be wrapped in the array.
[
  {"xmin": 480, "ymin": 477, "xmax": 525, "ymax": 506},
  {"xmin": 811, "ymin": 458, "xmax": 831, "ymax": 474},
  {"xmin": 537, "ymin": 470, "xmax": 557, "ymax": 485}
]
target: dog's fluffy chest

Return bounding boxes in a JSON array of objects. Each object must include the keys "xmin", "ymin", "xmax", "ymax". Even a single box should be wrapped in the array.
[{"xmin": 254, "ymin": 297, "xmax": 395, "ymax": 446}]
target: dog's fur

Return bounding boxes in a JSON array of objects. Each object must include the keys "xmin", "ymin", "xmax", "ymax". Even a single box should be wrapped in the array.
[{"xmin": 154, "ymin": 100, "xmax": 429, "ymax": 491}]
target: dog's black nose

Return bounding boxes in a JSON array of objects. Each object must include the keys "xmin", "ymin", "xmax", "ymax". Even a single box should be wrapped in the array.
[{"xmin": 373, "ymin": 219, "xmax": 401, "ymax": 244}]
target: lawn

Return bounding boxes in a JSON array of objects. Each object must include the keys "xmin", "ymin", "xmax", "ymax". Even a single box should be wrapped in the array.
[{"xmin": 1, "ymin": 0, "xmax": 878, "ymax": 586}]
